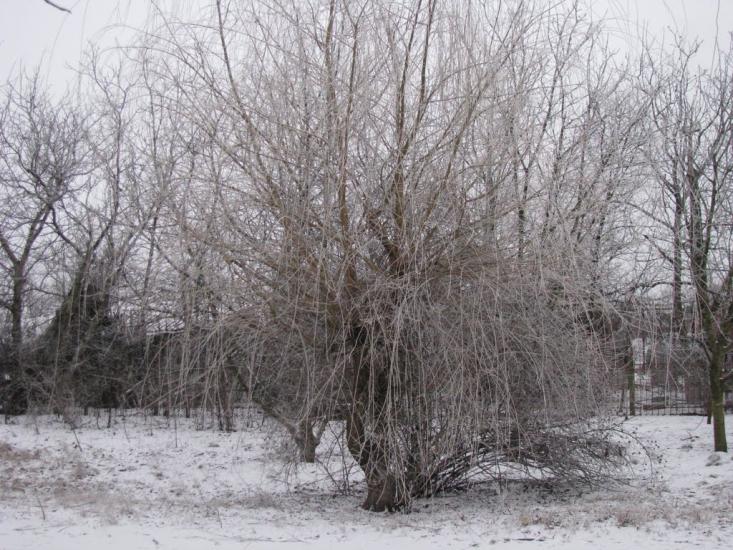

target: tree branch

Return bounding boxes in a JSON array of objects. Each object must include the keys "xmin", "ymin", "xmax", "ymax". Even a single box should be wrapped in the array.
[{"xmin": 42, "ymin": 0, "xmax": 71, "ymax": 13}]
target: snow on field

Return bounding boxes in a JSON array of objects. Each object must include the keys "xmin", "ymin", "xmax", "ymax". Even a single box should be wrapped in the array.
[{"xmin": 1, "ymin": 411, "xmax": 731, "ymax": 550}]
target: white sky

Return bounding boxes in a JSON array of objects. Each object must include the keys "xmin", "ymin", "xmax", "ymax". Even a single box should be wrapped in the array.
[{"xmin": 0, "ymin": 0, "xmax": 731, "ymax": 91}]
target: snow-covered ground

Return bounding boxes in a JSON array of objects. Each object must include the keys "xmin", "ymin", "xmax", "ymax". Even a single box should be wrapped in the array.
[{"xmin": 1, "ymin": 411, "xmax": 731, "ymax": 550}]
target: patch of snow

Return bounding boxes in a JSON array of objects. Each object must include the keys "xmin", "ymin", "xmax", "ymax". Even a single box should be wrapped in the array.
[{"xmin": 1, "ymin": 412, "xmax": 731, "ymax": 549}]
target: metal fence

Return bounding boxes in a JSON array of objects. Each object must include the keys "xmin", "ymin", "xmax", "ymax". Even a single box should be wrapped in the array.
[{"xmin": 617, "ymin": 337, "xmax": 732, "ymax": 416}]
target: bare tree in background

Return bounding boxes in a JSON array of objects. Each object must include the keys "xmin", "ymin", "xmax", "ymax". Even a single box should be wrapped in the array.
[
  {"xmin": 30, "ymin": 55, "xmax": 142, "ymax": 417},
  {"xmin": 640, "ymin": 38, "xmax": 733, "ymax": 452},
  {"xmin": 0, "ymin": 73, "xmax": 90, "ymax": 413}
]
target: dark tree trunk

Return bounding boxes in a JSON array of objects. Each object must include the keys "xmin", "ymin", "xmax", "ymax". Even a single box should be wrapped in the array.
[
  {"xmin": 295, "ymin": 419, "xmax": 319, "ymax": 463},
  {"xmin": 10, "ymin": 275, "xmax": 23, "ymax": 362},
  {"xmin": 362, "ymin": 473, "xmax": 401, "ymax": 512},
  {"xmin": 4, "ymin": 270, "xmax": 28, "ymax": 415},
  {"xmin": 687, "ymin": 175, "xmax": 727, "ymax": 453},
  {"xmin": 345, "ymin": 405, "xmax": 405, "ymax": 512},
  {"xmin": 708, "ymin": 344, "xmax": 727, "ymax": 452},
  {"xmin": 626, "ymin": 355, "xmax": 636, "ymax": 417},
  {"xmin": 671, "ymin": 187, "xmax": 684, "ymax": 335}
]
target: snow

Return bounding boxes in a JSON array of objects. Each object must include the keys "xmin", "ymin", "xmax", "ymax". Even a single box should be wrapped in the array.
[{"xmin": 1, "ymin": 411, "xmax": 731, "ymax": 550}]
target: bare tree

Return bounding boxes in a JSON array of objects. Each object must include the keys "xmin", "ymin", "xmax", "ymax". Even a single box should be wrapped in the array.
[
  {"xmin": 640, "ymin": 38, "xmax": 733, "ymax": 452},
  {"xmin": 136, "ymin": 0, "xmax": 636, "ymax": 510},
  {"xmin": 0, "ymin": 73, "xmax": 89, "ymax": 412}
]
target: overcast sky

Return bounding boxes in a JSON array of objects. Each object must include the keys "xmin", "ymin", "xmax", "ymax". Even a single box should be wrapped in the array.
[{"xmin": 1, "ymin": 0, "xmax": 731, "ymax": 91}]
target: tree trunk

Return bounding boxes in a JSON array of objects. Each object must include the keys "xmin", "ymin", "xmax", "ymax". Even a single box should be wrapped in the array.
[
  {"xmin": 345, "ymin": 407, "xmax": 404, "ymax": 512},
  {"xmin": 10, "ymin": 267, "xmax": 24, "ymax": 368},
  {"xmin": 671, "ymin": 187, "xmax": 684, "ymax": 335},
  {"xmin": 4, "ymin": 269, "xmax": 28, "ymax": 415},
  {"xmin": 627, "ymin": 357, "xmax": 636, "ymax": 417},
  {"xmin": 10, "ymin": 308, "xmax": 22, "ymax": 365},
  {"xmin": 295, "ymin": 419, "xmax": 318, "ymax": 463},
  {"xmin": 688, "ymin": 179, "xmax": 727, "ymax": 452},
  {"xmin": 362, "ymin": 473, "xmax": 401, "ymax": 512},
  {"xmin": 708, "ymin": 345, "xmax": 727, "ymax": 452}
]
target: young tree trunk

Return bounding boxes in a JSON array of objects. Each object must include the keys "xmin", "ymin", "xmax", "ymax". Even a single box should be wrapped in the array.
[
  {"xmin": 708, "ymin": 345, "xmax": 728, "ymax": 452},
  {"xmin": 671, "ymin": 186, "xmax": 684, "ymax": 335},
  {"xmin": 689, "ymin": 172, "xmax": 727, "ymax": 452},
  {"xmin": 626, "ymin": 357, "xmax": 636, "ymax": 417}
]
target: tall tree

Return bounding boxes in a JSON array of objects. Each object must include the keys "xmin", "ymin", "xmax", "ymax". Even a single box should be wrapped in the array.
[
  {"xmin": 641, "ymin": 39, "xmax": 733, "ymax": 452},
  {"xmin": 0, "ymin": 73, "xmax": 89, "ymax": 410}
]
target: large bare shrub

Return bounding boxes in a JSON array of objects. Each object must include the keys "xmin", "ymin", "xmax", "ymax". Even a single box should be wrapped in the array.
[{"xmin": 134, "ymin": 0, "xmax": 639, "ymax": 510}]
